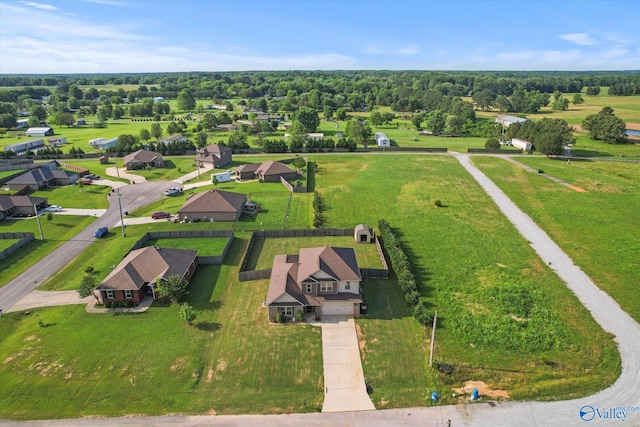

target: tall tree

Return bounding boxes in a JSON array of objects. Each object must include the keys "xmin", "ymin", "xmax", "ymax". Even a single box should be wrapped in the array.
[
  {"xmin": 77, "ymin": 271, "xmax": 100, "ymax": 303},
  {"xmin": 345, "ymin": 118, "xmax": 372, "ymax": 146},
  {"xmin": 176, "ymin": 88, "xmax": 196, "ymax": 111},
  {"xmin": 150, "ymin": 122, "xmax": 163, "ymax": 140},
  {"xmin": 139, "ymin": 128, "xmax": 151, "ymax": 143},
  {"xmin": 156, "ymin": 274, "xmax": 189, "ymax": 303},
  {"xmin": 582, "ymin": 107, "xmax": 628, "ymax": 144},
  {"xmin": 572, "ymin": 94, "xmax": 585, "ymax": 105},
  {"xmin": 293, "ymin": 107, "xmax": 320, "ymax": 133}
]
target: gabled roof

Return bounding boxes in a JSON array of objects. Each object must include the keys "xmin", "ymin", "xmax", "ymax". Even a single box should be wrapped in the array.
[
  {"xmin": 236, "ymin": 163, "xmax": 260, "ymax": 174},
  {"xmin": 7, "ymin": 169, "xmax": 47, "ymax": 185},
  {"xmin": 266, "ymin": 254, "xmax": 307, "ymax": 306},
  {"xmin": 97, "ymin": 246, "xmax": 198, "ymax": 291},
  {"xmin": 178, "ymin": 189, "xmax": 247, "ymax": 214},
  {"xmin": 496, "ymin": 115, "xmax": 527, "ymax": 124},
  {"xmin": 123, "ymin": 149, "xmax": 164, "ymax": 164},
  {"xmin": 0, "ymin": 195, "xmax": 48, "ymax": 212},
  {"xmin": 199, "ymin": 143, "xmax": 231, "ymax": 155},
  {"xmin": 255, "ymin": 160, "xmax": 295, "ymax": 177},
  {"xmin": 297, "ymin": 246, "xmax": 361, "ymax": 283}
]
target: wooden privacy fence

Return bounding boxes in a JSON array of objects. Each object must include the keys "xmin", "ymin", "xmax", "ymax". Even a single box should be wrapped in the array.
[{"xmin": 0, "ymin": 232, "xmax": 35, "ymax": 262}]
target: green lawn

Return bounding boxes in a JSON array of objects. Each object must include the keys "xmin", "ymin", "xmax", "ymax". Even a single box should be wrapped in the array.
[
  {"xmin": 0, "ymin": 215, "xmax": 97, "ymax": 288},
  {"xmin": 247, "ymin": 236, "xmax": 383, "ymax": 270},
  {"xmin": 125, "ymin": 158, "xmax": 197, "ymax": 181},
  {"xmin": 0, "ymin": 238, "xmax": 21, "ymax": 251},
  {"xmin": 146, "ymin": 237, "xmax": 229, "ymax": 255},
  {"xmin": 0, "ymin": 238, "xmax": 324, "ymax": 420},
  {"xmin": 29, "ymin": 184, "xmax": 111, "ymax": 209},
  {"xmin": 0, "ymin": 169, "xmax": 25, "ymax": 179},
  {"xmin": 473, "ymin": 155, "xmax": 640, "ymax": 324},
  {"xmin": 312, "ymin": 154, "xmax": 619, "ymax": 400}
]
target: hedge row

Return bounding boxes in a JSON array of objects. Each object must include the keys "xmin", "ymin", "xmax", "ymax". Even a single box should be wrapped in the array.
[{"xmin": 378, "ymin": 219, "xmax": 432, "ymax": 326}]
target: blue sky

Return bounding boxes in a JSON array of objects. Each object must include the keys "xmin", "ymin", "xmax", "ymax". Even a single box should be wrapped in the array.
[{"xmin": 1, "ymin": 0, "xmax": 639, "ymax": 74}]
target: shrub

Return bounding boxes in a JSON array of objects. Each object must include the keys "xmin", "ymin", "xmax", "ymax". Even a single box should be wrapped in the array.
[
  {"xmin": 434, "ymin": 200, "xmax": 442, "ymax": 208},
  {"xmin": 275, "ymin": 311, "xmax": 283, "ymax": 323}
]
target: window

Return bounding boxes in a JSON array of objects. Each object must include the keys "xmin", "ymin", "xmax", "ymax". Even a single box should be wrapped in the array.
[
  {"xmin": 320, "ymin": 283, "xmax": 333, "ymax": 293},
  {"xmin": 106, "ymin": 290, "xmax": 114, "ymax": 299},
  {"xmin": 345, "ymin": 282, "xmax": 351, "ymax": 290},
  {"xmin": 305, "ymin": 284, "xmax": 312, "ymax": 294},
  {"xmin": 124, "ymin": 290, "xmax": 133, "ymax": 299},
  {"xmin": 279, "ymin": 307, "xmax": 293, "ymax": 316}
]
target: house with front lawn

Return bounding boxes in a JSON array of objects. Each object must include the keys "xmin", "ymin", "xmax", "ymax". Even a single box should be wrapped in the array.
[
  {"xmin": 0, "ymin": 195, "xmax": 48, "ymax": 220},
  {"xmin": 6, "ymin": 166, "xmax": 78, "ymax": 191},
  {"xmin": 96, "ymin": 246, "xmax": 198, "ymax": 305},
  {"xmin": 197, "ymin": 143, "xmax": 232, "ymax": 168},
  {"xmin": 177, "ymin": 189, "xmax": 247, "ymax": 222},
  {"xmin": 266, "ymin": 246, "xmax": 363, "ymax": 321},
  {"xmin": 236, "ymin": 160, "xmax": 298, "ymax": 182},
  {"xmin": 123, "ymin": 149, "xmax": 165, "ymax": 170}
]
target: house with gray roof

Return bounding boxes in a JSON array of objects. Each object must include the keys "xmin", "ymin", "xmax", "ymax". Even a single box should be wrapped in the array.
[
  {"xmin": 0, "ymin": 195, "xmax": 48, "ymax": 221},
  {"xmin": 197, "ymin": 143, "xmax": 232, "ymax": 168},
  {"xmin": 96, "ymin": 246, "xmax": 198, "ymax": 305},
  {"xmin": 25, "ymin": 127, "xmax": 54, "ymax": 137},
  {"xmin": 266, "ymin": 246, "xmax": 363, "ymax": 321},
  {"xmin": 495, "ymin": 115, "xmax": 528, "ymax": 127},
  {"xmin": 6, "ymin": 167, "xmax": 78, "ymax": 191},
  {"xmin": 123, "ymin": 149, "xmax": 165, "ymax": 170},
  {"xmin": 236, "ymin": 160, "xmax": 298, "ymax": 182},
  {"xmin": 177, "ymin": 189, "xmax": 247, "ymax": 222}
]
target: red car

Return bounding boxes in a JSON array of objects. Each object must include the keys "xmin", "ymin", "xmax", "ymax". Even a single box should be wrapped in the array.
[
  {"xmin": 79, "ymin": 178, "xmax": 92, "ymax": 185},
  {"xmin": 151, "ymin": 211, "xmax": 171, "ymax": 219}
]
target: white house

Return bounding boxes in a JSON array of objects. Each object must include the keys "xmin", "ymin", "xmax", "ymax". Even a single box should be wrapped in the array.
[
  {"xmin": 495, "ymin": 115, "xmax": 527, "ymax": 127},
  {"xmin": 89, "ymin": 137, "xmax": 118, "ymax": 150},
  {"xmin": 375, "ymin": 132, "xmax": 390, "ymax": 147},
  {"xmin": 511, "ymin": 138, "xmax": 532, "ymax": 151}
]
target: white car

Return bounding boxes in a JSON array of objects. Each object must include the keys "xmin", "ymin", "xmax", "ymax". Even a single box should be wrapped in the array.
[
  {"xmin": 45, "ymin": 205, "xmax": 63, "ymax": 212},
  {"xmin": 163, "ymin": 187, "xmax": 182, "ymax": 196}
]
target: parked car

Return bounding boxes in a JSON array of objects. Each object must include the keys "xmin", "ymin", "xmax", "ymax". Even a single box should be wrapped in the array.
[
  {"xmin": 85, "ymin": 174, "xmax": 101, "ymax": 180},
  {"xmin": 151, "ymin": 211, "xmax": 171, "ymax": 219},
  {"xmin": 45, "ymin": 205, "xmax": 63, "ymax": 212},
  {"xmin": 79, "ymin": 178, "xmax": 92, "ymax": 185},
  {"xmin": 163, "ymin": 187, "xmax": 182, "ymax": 196},
  {"xmin": 94, "ymin": 227, "xmax": 108, "ymax": 238}
]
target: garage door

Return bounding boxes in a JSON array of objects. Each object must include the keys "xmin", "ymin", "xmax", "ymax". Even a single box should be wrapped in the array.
[{"xmin": 321, "ymin": 302, "xmax": 354, "ymax": 316}]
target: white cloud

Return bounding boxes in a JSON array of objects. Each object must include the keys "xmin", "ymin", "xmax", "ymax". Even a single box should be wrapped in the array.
[
  {"xmin": 20, "ymin": 1, "xmax": 57, "ymax": 10},
  {"xmin": 362, "ymin": 45, "xmax": 419, "ymax": 55},
  {"xmin": 558, "ymin": 33, "xmax": 597, "ymax": 46}
]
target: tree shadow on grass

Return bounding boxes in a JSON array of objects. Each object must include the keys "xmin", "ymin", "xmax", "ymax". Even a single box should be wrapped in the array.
[
  {"xmin": 195, "ymin": 321, "xmax": 222, "ymax": 332},
  {"xmin": 392, "ymin": 227, "xmax": 433, "ymax": 298}
]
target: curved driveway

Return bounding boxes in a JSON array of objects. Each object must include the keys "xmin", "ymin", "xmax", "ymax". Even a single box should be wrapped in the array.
[
  {"xmin": 0, "ymin": 180, "xmax": 170, "ymax": 313},
  {"xmin": 1, "ymin": 154, "xmax": 639, "ymax": 426}
]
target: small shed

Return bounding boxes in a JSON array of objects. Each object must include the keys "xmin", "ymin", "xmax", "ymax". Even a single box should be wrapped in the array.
[
  {"xmin": 99, "ymin": 156, "xmax": 109, "ymax": 164},
  {"xmin": 211, "ymin": 171, "xmax": 231, "ymax": 183},
  {"xmin": 354, "ymin": 224, "xmax": 374, "ymax": 243}
]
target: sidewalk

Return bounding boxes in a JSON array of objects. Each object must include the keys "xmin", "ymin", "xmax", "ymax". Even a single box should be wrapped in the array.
[
  {"xmin": 105, "ymin": 167, "xmax": 147, "ymax": 183},
  {"xmin": 85, "ymin": 296, "xmax": 153, "ymax": 314},
  {"xmin": 173, "ymin": 163, "xmax": 213, "ymax": 184}
]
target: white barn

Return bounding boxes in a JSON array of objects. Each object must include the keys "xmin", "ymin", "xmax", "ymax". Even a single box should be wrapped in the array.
[
  {"xmin": 511, "ymin": 138, "xmax": 532, "ymax": 151},
  {"xmin": 375, "ymin": 132, "xmax": 390, "ymax": 147}
]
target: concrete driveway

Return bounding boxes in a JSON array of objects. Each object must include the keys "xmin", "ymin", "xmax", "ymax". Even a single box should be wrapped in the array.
[{"xmin": 321, "ymin": 316, "xmax": 375, "ymax": 413}]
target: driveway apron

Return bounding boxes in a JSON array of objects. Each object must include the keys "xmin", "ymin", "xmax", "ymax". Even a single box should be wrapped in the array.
[{"xmin": 321, "ymin": 316, "xmax": 375, "ymax": 413}]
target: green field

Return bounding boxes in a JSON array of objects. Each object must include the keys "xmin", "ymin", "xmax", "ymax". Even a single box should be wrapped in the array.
[
  {"xmin": 472, "ymin": 155, "xmax": 640, "ymax": 323},
  {"xmin": 0, "ymin": 238, "xmax": 21, "ymax": 251},
  {"xmin": 247, "ymin": 236, "xmax": 383, "ymax": 270},
  {"xmin": 147, "ymin": 237, "xmax": 229, "ymax": 255},
  {"xmin": 29, "ymin": 184, "xmax": 111, "ymax": 209}
]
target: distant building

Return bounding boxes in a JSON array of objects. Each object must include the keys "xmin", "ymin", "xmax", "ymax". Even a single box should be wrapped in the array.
[
  {"xmin": 48, "ymin": 137, "xmax": 67, "ymax": 146},
  {"xmin": 511, "ymin": 138, "xmax": 532, "ymax": 151},
  {"xmin": 123, "ymin": 149, "xmax": 165, "ymax": 170},
  {"xmin": 3, "ymin": 139, "xmax": 45, "ymax": 154},
  {"xmin": 158, "ymin": 134, "xmax": 187, "ymax": 145},
  {"xmin": 375, "ymin": 132, "xmax": 390, "ymax": 147},
  {"xmin": 16, "ymin": 119, "xmax": 29, "ymax": 129},
  {"xmin": 197, "ymin": 143, "xmax": 232, "ymax": 168},
  {"xmin": 495, "ymin": 115, "xmax": 527, "ymax": 127},
  {"xmin": 26, "ymin": 127, "xmax": 54, "ymax": 137},
  {"xmin": 153, "ymin": 96, "xmax": 165, "ymax": 102},
  {"xmin": 89, "ymin": 137, "xmax": 117, "ymax": 150}
]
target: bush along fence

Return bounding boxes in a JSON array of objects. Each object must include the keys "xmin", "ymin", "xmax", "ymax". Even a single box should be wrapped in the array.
[
  {"xmin": 378, "ymin": 219, "xmax": 432, "ymax": 326},
  {"xmin": 313, "ymin": 191, "xmax": 323, "ymax": 227},
  {"xmin": 0, "ymin": 232, "xmax": 35, "ymax": 263},
  {"xmin": 129, "ymin": 230, "xmax": 234, "ymax": 264},
  {"xmin": 238, "ymin": 228, "xmax": 389, "ymax": 282}
]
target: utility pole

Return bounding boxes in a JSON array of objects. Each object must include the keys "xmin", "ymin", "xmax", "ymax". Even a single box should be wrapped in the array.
[
  {"xmin": 117, "ymin": 189, "xmax": 125, "ymax": 238},
  {"xmin": 33, "ymin": 203, "xmax": 44, "ymax": 240},
  {"xmin": 429, "ymin": 310, "xmax": 438, "ymax": 368},
  {"xmin": 115, "ymin": 154, "xmax": 121, "ymax": 181}
]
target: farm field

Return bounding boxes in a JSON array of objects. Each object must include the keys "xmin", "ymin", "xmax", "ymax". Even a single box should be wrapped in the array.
[{"xmin": 472, "ymin": 155, "xmax": 640, "ymax": 323}]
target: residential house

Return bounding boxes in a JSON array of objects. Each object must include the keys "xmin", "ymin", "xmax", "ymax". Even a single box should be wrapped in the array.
[
  {"xmin": 197, "ymin": 143, "xmax": 232, "ymax": 168},
  {"xmin": 26, "ymin": 127, "xmax": 54, "ymax": 137},
  {"xmin": 266, "ymin": 246, "xmax": 363, "ymax": 320},
  {"xmin": 123, "ymin": 149, "xmax": 165, "ymax": 170},
  {"xmin": 306, "ymin": 133, "xmax": 324, "ymax": 141},
  {"xmin": 216, "ymin": 124, "xmax": 239, "ymax": 132},
  {"xmin": 6, "ymin": 166, "xmax": 78, "ymax": 191},
  {"xmin": 96, "ymin": 246, "xmax": 198, "ymax": 305},
  {"xmin": 177, "ymin": 189, "xmax": 247, "ymax": 222},
  {"xmin": 16, "ymin": 119, "xmax": 29, "ymax": 129},
  {"xmin": 236, "ymin": 160, "xmax": 298, "ymax": 182},
  {"xmin": 375, "ymin": 132, "xmax": 390, "ymax": 147},
  {"xmin": 495, "ymin": 115, "xmax": 527, "ymax": 127},
  {"xmin": 3, "ymin": 139, "xmax": 45, "ymax": 154},
  {"xmin": 0, "ymin": 195, "xmax": 48, "ymax": 220}
]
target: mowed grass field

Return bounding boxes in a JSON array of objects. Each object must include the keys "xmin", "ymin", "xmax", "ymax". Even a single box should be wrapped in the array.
[
  {"xmin": 312, "ymin": 154, "xmax": 619, "ymax": 400},
  {"xmin": 472, "ymin": 155, "xmax": 640, "ymax": 323}
]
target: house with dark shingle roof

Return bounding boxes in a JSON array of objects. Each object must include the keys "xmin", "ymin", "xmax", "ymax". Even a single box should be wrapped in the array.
[
  {"xmin": 266, "ymin": 246, "xmax": 363, "ymax": 321},
  {"xmin": 123, "ymin": 149, "xmax": 165, "ymax": 170},
  {"xmin": 236, "ymin": 160, "xmax": 298, "ymax": 182},
  {"xmin": 177, "ymin": 189, "xmax": 247, "ymax": 222},
  {"xmin": 96, "ymin": 246, "xmax": 198, "ymax": 305},
  {"xmin": 197, "ymin": 143, "xmax": 232, "ymax": 168},
  {"xmin": 6, "ymin": 167, "xmax": 78, "ymax": 191},
  {"xmin": 0, "ymin": 195, "xmax": 48, "ymax": 220}
]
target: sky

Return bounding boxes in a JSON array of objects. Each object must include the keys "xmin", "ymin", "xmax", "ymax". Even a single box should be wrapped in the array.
[{"xmin": 1, "ymin": 0, "xmax": 639, "ymax": 74}]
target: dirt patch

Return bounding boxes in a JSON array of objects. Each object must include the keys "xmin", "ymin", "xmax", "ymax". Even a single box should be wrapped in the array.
[
  {"xmin": 207, "ymin": 409, "xmax": 217, "ymax": 415},
  {"xmin": 24, "ymin": 335, "xmax": 39, "ymax": 342},
  {"xmin": 170, "ymin": 357, "xmax": 186, "ymax": 372},
  {"xmin": 626, "ymin": 122, "xmax": 640, "ymax": 131},
  {"xmin": 65, "ymin": 371, "xmax": 73, "ymax": 379},
  {"xmin": 568, "ymin": 185, "xmax": 587, "ymax": 193},
  {"xmin": 453, "ymin": 380, "xmax": 510, "ymax": 399},
  {"xmin": 355, "ymin": 324, "xmax": 366, "ymax": 352},
  {"xmin": 378, "ymin": 398, "xmax": 389, "ymax": 407},
  {"xmin": 206, "ymin": 367, "xmax": 214, "ymax": 382},
  {"xmin": 216, "ymin": 358, "xmax": 227, "ymax": 372}
]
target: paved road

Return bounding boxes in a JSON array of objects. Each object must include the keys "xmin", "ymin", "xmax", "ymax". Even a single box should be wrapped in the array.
[
  {"xmin": 0, "ymin": 180, "xmax": 170, "ymax": 313},
  {"xmin": 321, "ymin": 316, "xmax": 375, "ymax": 413}
]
